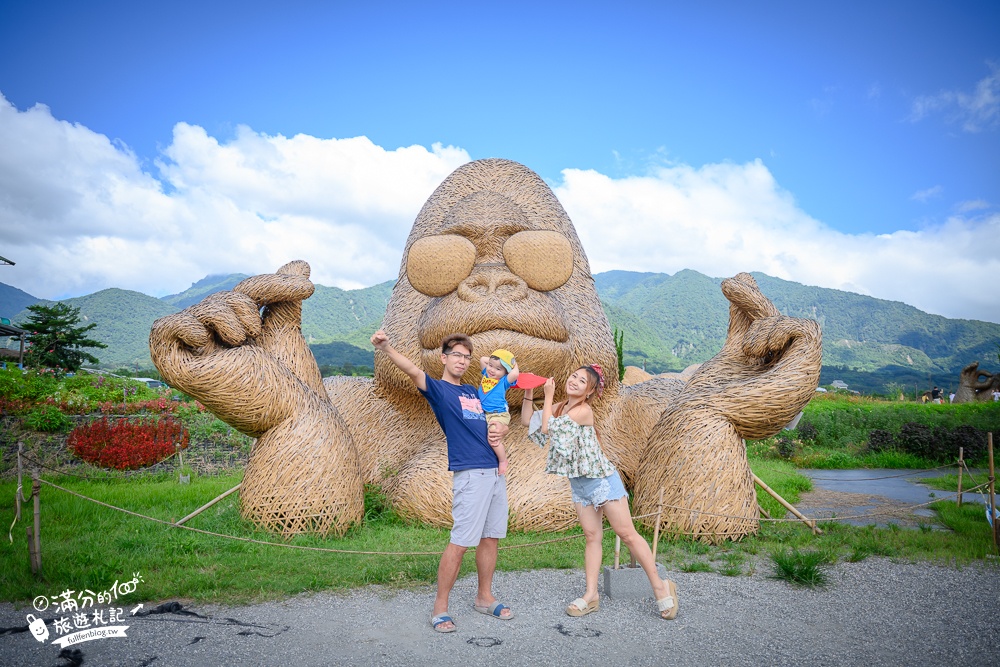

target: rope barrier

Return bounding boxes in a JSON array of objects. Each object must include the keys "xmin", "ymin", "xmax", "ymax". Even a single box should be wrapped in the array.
[
  {"xmin": 39, "ymin": 480, "xmax": 448, "ymax": 556},
  {"xmin": 37, "ymin": 479, "xmax": 654, "ymax": 555},
  {"xmin": 32, "ymin": 472, "xmax": 987, "ymax": 561}
]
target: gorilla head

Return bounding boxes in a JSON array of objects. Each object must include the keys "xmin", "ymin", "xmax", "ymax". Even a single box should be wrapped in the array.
[{"xmin": 376, "ymin": 158, "xmax": 619, "ymax": 397}]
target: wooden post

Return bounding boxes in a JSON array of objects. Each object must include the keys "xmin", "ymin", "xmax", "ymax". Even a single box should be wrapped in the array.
[
  {"xmin": 174, "ymin": 484, "xmax": 241, "ymax": 526},
  {"xmin": 15, "ymin": 442, "xmax": 23, "ymax": 522},
  {"xmin": 651, "ymin": 487, "xmax": 664, "ymax": 562},
  {"xmin": 956, "ymin": 447, "xmax": 964, "ymax": 508},
  {"xmin": 988, "ymin": 433, "xmax": 997, "ymax": 549},
  {"xmin": 30, "ymin": 468, "xmax": 41, "ymax": 575},
  {"xmin": 613, "ymin": 535, "xmax": 620, "ymax": 570},
  {"xmin": 753, "ymin": 473, "xmax": 823, "ymax": 535}
]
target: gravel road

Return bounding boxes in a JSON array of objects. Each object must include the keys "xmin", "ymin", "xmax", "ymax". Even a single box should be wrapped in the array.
[{"xmin": 2, "ymin": 558, "xmax": 998, "ymax": 667}]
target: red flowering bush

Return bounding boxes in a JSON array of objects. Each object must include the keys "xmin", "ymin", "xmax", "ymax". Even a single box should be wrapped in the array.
[
  {"xmin": 68, "ymin": 417, "xmax": 190, "ymax": 470},
  {"xmin": 0, "ymin": 396, "xmax": 33, "ymax": 415}
]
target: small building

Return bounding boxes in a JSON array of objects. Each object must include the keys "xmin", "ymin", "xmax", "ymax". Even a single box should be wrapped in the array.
[
  {"xmin": 0, "ymin": 318, "xmax": 28, "ymax": 367},
  {"xmin": 830, "ymin": 380, "xmax": 849, "ymax": 390}
]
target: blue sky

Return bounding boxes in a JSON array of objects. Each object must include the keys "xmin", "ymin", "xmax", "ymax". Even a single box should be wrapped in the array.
[{"xmin": 1, "ymin": 1, "xmax": 998, "ymax": 323}]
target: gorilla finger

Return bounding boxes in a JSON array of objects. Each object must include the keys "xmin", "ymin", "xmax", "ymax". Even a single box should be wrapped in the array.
[
  {"xmin": 742, "ymin": 316, "xmax": 819, "ymax": 359},
  {"xmin": 275, "ymin": 259, "xmax": 311, "ymax": 278},
  {"xmin": 150, "ymin": 313, "xmax": 211, "ymax": 350},
  {"xmin": 188, "ymin": 297, "xmax": 254, "ymax": 347},
  {"xmin": 222, "ymin": 291, "xmax": 263, "ymax": 339},
  {"xmin": 233, "ymin": 271, "xmax": 315, "ymax": 306},
  {"xmin": 721, "ymin": 273, "xmax": 779, "ymax": 320}
]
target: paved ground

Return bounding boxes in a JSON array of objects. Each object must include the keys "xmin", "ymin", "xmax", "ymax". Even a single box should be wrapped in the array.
[{"xmin": 2, "ymin": 558, "xmax": 999, "ymax": 667}]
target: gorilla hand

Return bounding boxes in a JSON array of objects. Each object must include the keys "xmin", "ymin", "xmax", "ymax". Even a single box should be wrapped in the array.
[
  {"xmin": 695, "ymin": 272, "xmax": 823, "ymax": 438},
  {"xmin": 149, "ymin": 260, "xmax": 363, "ymax": 536},
  {"xmin": 149, "ymin": 260, "xmax": 324, "ymax": 434},
  {"xmin": 631, "ymin": 272, "xmax": 822, "ymax": 542}
]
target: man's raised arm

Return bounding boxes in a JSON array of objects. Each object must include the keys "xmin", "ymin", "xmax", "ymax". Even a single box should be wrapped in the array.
[{"xmin": 371, "ymin": 330, "xmax": 427, "ymax": 391}]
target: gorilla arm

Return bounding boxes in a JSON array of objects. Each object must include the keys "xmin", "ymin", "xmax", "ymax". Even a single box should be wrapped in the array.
[
  {"xmin": 630, "ymin": 273, "xmax": 822, "ymax": 542},
  {"xmin": 149, "ymin": 261, "xmax": 363, "ymax": 536}
]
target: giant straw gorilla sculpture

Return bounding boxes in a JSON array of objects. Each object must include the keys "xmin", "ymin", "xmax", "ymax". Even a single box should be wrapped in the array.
[{"xmin": 150, "ymin": 158, "xmax": 822, "ymax": 543}]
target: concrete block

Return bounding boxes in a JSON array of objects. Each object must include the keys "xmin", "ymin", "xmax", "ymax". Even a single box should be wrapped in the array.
[{"xmin": 602, "ymin": 562, "xmax": 667, "ymax": 600}]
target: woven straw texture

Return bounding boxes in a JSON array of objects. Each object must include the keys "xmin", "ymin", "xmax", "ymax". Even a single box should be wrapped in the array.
[
  {"xmin": 150, "ymin": 159, "xmax": 823, "ymax": 541},
  {"xmin": 150, "ymin": 261, "xmax": 363, "ymax": 536},
  {"xmin": 954, "ymin": 361, "xmax": 999, "ymax": 403},
  {"xmin": 630, "ymin": 272, "xmax": 822, "ymax": 542}
]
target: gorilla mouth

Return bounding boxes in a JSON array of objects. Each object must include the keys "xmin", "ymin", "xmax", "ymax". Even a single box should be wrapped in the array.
[{"xmin": 416, "ymin": 292, "xmax": 569, "ymax": 351}]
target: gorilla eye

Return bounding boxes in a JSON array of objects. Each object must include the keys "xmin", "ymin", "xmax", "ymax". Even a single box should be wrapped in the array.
[
  {"xmin": 406, "ymin": 234, "xmax": 477, "ymax": 296},
  {"xmin": 503, "ymin": 230, "xmax": 573, "ymax": 292}
]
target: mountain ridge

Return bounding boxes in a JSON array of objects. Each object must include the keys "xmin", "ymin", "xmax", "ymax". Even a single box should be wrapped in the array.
[{"xmin": 2, "ymin": 270, "xmax": 997, "ymax": 394}]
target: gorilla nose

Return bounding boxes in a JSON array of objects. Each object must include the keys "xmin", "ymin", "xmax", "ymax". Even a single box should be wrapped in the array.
[{"xmin": 457, "ymin": 269, "xmax": 529, "ymax": 302}]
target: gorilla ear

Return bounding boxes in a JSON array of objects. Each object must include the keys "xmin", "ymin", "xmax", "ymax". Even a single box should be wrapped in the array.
[
  {"xmin": 406, "ymin": 234, "xmax": 477, "ymax": 296},
  {"xmin": 503, "ymin": 231, "xmax": 574, "ymax": 292}
]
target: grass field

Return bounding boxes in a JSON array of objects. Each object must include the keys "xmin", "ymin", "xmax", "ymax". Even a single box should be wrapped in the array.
[{"xmin": 3, "ymin": 461, "xmax": 996, "ymax": 607}]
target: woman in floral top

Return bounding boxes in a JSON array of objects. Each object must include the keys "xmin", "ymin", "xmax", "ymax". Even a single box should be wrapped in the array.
[{"xmin": 523, "ymin": 364, "xmax": 679, "ymax": 620}]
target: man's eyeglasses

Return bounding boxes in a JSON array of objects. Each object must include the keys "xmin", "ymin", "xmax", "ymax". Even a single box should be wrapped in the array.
[{"xmin": 445, "ymin": 352, "xmax": 473, "ymax": 361}]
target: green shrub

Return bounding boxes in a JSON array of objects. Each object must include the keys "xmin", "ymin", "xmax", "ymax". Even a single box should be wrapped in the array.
[
  {"xmin": 866, "ymin": 429, "xmax": 895, "ymax": 454},
  {"xmin": 795, "ymin": 421, "xmax": 818, "ymax": 441},
  {"xmin": 775, "ymin": 433, "xmax": 796, "ymax": 459},
  {"xmin": 936, "ymin": 425, "xmax": 987, "ymax": 462},
  {"xmin": 897, "ymin": 422, "xmax": 935, "ymax": 459},
  {"xmin": 23, "ymin": 405, "xmax": 73, "ymax": 432},
  {"xmin": 0, "ymin": 368, "xmax": 59, "ymax": 401},
  {"xmin": 361, "ymin": 484, "xmax": 403, "ymax": 526},
  {"xmin": 61, "ymin": 373, "xmax": 159, "ymax": 404}
]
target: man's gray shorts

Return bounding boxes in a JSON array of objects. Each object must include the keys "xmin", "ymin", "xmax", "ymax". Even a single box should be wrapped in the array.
[{"xmin": 451, "ymin": 468, "xmax": 508, "ymax": 547}]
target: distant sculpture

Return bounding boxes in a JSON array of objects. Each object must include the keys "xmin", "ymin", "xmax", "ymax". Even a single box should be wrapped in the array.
[
  {"xmin": 954, "ymin": 362, "xmax": 999, "ymax": 403},
  {"xmin": 150, "ymin": 158, "xmax": 822, "ymax": 542}
]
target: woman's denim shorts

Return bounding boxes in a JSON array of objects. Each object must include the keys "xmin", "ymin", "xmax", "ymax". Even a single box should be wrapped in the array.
[{"xmin": 569, "ymin": 470, "xmax": 628, "ymax": 509}]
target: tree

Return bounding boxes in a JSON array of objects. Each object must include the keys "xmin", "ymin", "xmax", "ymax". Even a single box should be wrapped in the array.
[
  {"xmin": 613, "ymin": 327, "xmax": 625, "ymax": 381},
  {"xmin": 19, "ymin": 302, "xmax": 107, "ymax": 372}
]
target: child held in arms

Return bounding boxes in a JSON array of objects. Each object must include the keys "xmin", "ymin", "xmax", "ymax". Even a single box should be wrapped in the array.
[{"xmin": 478, "ymin": 349, "xmax": 520, "ymax": 475}]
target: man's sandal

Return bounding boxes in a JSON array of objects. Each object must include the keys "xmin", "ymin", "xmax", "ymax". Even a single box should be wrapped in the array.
[
  {"xmin": 566, "ymin": 597, "xmax": 599, "ymax": 617},
  {"xmin": 656, "ymin": 580, "xmax": 679, "ymax": 620},
  {"xmin": 431, "ymin": 613, "xmax": 456, "ymax": 633},
  {"xmin": 473, "ymin": 601, "xmax": 514, "ymax": 619}
]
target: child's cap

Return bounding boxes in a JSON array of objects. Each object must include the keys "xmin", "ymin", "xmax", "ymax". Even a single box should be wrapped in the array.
[{"xmin": 490, "ymin": 349, "xmax": 515, "ymax": 373}]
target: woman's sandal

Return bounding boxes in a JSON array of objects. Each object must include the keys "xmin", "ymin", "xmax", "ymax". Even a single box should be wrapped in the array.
[
  {"xmin": 656, "ymin": 580, "xmax": 679, "ymax": 620},
  {"xmin": 566, "ymin": 596, "xmax": 599, "ymax": 617}
]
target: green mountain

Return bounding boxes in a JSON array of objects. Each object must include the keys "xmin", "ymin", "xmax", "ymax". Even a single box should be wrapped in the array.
[
  {"xmin": 598, "ymin": 270, "xmax": 1000, "ymax": 393},
  {"xmin": 301, "ymin": 281, "xmax": 394, "ymax": 346},
  {"xmin": 310, "ymin": 341, "xmax": 375, "ymax": 372},
  {"xmin": 749, "ymin": 272, "xmax": 1000, "ymax": 373},
  {"xmin": 597, "ymin": 269, "xmax": 731, "ymax": 370},
  {"xmin": 11, "ymin": 289, "xmax": 179, "ymax": 369},
  {"xmin": 2, "ymin": 269, "xmax": 997, "ymax": 394},
  {"xmin": 162, "ymin": 274, "xmax": 250, "ymax": 309},
  {"xmin": 0, "ymin": 282, "xmax": 39, "ymax": 320}
]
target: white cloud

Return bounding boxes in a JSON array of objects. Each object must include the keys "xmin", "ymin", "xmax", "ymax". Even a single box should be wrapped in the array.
[
  {"xmin": 555, "ymin": 163, "xmax": 1000, "ymax": 323},
  {"xmin": 909, "ymin": 63, "xmax": 1000, "ymax": 132},
  {"xmin": 956, "ymin": 199, "xmax": 990, "ymax": 213},
  {"xmin": 0, "ymin": 93, "xmax": 470, "ymax": 299},
  {"xmin": 911, "ymin": 185, "xmax": 943, "ymax": 202},
  {"xmin": 1, "ymin": 93, "xmax": 998, "ymax": 324}
]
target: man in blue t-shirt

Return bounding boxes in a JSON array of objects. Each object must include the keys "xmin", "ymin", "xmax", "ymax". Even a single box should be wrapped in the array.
[{"xmin": 371, "ymin": 329, "xmax": 513, "ymax": 633}]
